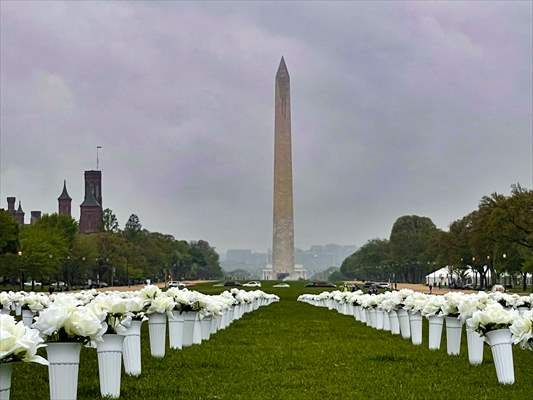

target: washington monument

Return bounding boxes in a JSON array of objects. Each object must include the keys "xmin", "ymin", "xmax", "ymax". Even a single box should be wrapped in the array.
[{"xmin": 272, "ymin": 56, "xmax": 294, "ymax": 279}]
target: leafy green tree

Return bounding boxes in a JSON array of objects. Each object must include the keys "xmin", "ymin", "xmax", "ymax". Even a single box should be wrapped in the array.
[
  {"xmin": 124, "ymin": 214, "xmax": 142, "ymax": 241},
  {"xmin": 389, "ymin": 215, "xmax": 438, "ymax": 282},
  {"xmin": 340, "ymin": 239, "xmax": 391, "ymax": 281},
  {"xmin": 19, "ymin": 224, "xmax": 69, "ymax": 289},
  {"xmin": 103, "ymin": 209, "xmax": 120, "ymax": 233},
  {"xmin": 35, "ymin": 213, "xmax": 78, "ymax": 246},
  {"xmin": 0, "ymin": 210, "xmax": 19, "ymax": 254}
]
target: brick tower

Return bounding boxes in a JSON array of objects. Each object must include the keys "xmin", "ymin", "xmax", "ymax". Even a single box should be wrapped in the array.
[
  {"xmin": 58, "ymin": 180, "xmax": 72, "ymax": 217},
  {"xmin": 14, "ymin": 201, "xmax": 25, "ymax": 225},
  {"xmin": 79, "ymin": 170, "xmax": 103, "ymax": 233}
]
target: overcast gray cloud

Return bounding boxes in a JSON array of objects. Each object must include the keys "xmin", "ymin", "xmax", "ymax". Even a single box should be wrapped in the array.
[{"xmin": 1, "ymin": 1, "xmax": 531, "ymax": 253}]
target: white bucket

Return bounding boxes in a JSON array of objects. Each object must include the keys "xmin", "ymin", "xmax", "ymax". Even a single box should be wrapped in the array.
[
  {"xmin": 383, "ymin": 311, "xmax": 391, "ymax": 332},
  {"xmin": 375, "ymin": 310, "xmax": 384, "ymax": 330},
  {"xmin": 46, "ymin": 342, "xmax": 81, "ymax": 400},
  {"xmin": 148, "ymin": 312, "xmax": 166, "ymax": 358},
  {"xmin": 120, "ymin": 320, "xmax": 142, "ymax": 376},
  {"xmin": 389, "ymin": 311, "xmax": 400, "ymax": 335},
  {"xmin": 200, "ymin": 316, "xmax": 212, "ymax": 341},
  {"xmin": 0, "ymin": 363, "xmax": 13, "ymax": 400},
  {"xmin": 428, "ymin": 315, "xmax": 443, "ymax": 350},
  {"xmin": 168, "ymin": 311, "xmax": 184, "ymax": 350},
  {"xmin": 397, "ymin": 309, "xmax": 411, "ymax": 339},
  {"xmin": 466, "ymin": 326, "xmax": 484, "ymax": 366},
  {"xmin": 409, "ymin": 311, "xmax": 422, "ymax": 345},
  {"xmin": 486, "ymin": 329, "xmax": 515, "ymax": 385},
  {"xmin": 182, "ymin": 311, "xmax": 198, "ymax": 347},
  {"xmin": 97, "ymin": 334, "xmax": 124, "ymax": 398},
  {"xmin": 445, "ymin": 316, "xmax": 463, "ymax": 356},
  {"xmin": 22, "ymin": 310, "xmax": 35, "ymax": 327}
]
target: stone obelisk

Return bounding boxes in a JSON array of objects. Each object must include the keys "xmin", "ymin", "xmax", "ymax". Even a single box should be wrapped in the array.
[{"xmin": 272, "ymin": 57, "xmax": 295, "ymax": 279}]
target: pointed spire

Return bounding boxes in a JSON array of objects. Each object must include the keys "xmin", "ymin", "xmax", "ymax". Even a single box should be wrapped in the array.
[
  {"xmin": 276, "ymin": 56, "xmax": 289, "ymax": 81},
  {"xmin": 58, "ymin": 180, "xmax": 72, "ymax": 200},
  {"xmin": 17, "ymin": 201, "xmax": 23, "ymax": 212}
]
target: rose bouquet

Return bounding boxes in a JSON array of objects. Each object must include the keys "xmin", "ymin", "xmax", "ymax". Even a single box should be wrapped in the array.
[{"xmin": 510, "ymin": 309, "xmax": 533, "ymax": 351}]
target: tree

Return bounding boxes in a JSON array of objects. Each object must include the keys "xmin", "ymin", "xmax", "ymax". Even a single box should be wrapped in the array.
[
  {"xmin": 103, "ymin": 209, "xmax": 119, "ymax": 233},
  {"xmin": 35, "ymin": 213, "xmax": 78, "ymax": 246},
  {"xmin": 340, "ymin": 239, "xmax": 391, "ymax": 281},
  {"xmin": 389, "ymin": 215, "xmax": 438, "ymax": 283},
  {"xmin": 0, "ymin": 210, "xmax": 19, "ymax": 254},
  {"xmin": 19, "ymin": 224, "xmax": 69, "ymax": 289},
  {"xmin": 124, "ymin": 214, "xmax": 142, "ymax": 241}
]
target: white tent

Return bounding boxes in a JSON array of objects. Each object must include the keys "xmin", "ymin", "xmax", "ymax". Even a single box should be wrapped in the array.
[{"xmin": 425, "ymin": 266, "xmax": 493, "ymax": 287}]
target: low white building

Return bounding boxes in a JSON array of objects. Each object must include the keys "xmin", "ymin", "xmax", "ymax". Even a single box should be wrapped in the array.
[{"xmin": 262, "ymin": 264, "xmax": 307, "ymax": 280}]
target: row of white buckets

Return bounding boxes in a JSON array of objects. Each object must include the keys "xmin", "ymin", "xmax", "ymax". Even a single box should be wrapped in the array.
[
  {"xmin": 1, "ymin": 300, "xmax": 271, "ymax": 400},
  {"xmin": 317, "ymin": 300, "xmax": 516, "ymax": 385}
]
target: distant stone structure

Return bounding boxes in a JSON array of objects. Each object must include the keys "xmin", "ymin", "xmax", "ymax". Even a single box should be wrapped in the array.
[
  {"xmin": 30, "ymin": 211, "xmax": 41, "ymax": 225},
  {"xmin": 263, "ymin": 57, "xmax": 306, "ymax": 280},
  {"xmin": 79, "ymin": 170, "xmax": 103, "ymax": 233},
  {"xmin": 4, "ymin": 169, "xmax": 103, "ymax": 234},
  {"xmin": 58, "ymin": 180, "xmax": 72, "ymax": 217}
]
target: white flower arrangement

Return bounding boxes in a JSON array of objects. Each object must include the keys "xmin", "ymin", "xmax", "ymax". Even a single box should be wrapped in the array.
[
  {"xmin": 510, "ymin": 310, "xmax": 533, "ymax": 350},
  {"xmin": 403, "ymin": 292, "xmax": 427, "ymax": 313},
  {"xmin": 421, "ymin": 295, "xmax": 446, "ymax": 318},
  {"xmin": 471, "ymin": 303, "xmax": 518, "ymax": 337},
  {"xmin": 441, "ymin": 292, "xmax": 465, "ymax": 317},
  {"xmin": 33, "ymin": 297, "xmax": 106, "ymax": 344},
  {"xmin": 0, "ymin": 314, "xmax": 48, "ymax": 365}
]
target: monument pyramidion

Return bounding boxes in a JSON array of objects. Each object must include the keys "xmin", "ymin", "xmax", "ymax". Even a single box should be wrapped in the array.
[{"xmin": 263, "ymin": 57, "xmax": 307, "ymax": 281}]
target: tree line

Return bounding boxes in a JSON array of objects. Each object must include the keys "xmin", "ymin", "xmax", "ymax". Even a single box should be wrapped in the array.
[
  {"xmin": 0, "ymin": 209, "xmax": 223, "ymax": 289},
  {"xmin": 340, "ymin": 184, "xmax": 533, "ymax": 290}
]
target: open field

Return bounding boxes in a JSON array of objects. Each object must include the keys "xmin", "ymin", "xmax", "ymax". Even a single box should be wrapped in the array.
[{"xmin": 11, "ymin": 281, "xmax": 533, "ymax": 399}]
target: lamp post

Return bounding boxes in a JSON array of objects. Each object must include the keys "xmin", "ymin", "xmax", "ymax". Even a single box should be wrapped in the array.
[{"xmin": 18, "ymin": 251, "xmax": 23, "ymax": 290}]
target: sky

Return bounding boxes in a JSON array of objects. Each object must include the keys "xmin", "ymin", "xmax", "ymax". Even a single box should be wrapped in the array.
[{"xmin": 1, "ymin": 1, "xmax": 532, "ymax": 255}]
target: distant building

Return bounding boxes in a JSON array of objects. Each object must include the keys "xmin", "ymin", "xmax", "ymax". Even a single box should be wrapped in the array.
[
  {"xmin": 223, "ymin": 244, "xmax": 357, "ymax": 278},
  {"xmin": 79, "ymin": 170, "xmax": 103, "ymax": 233},
  {"xmin": 5, "ymin": 197, "xmax": 26, "ymax": 225},
  {"xmin": 58, "ymin": 180, "xmax": 72, "ymax": 217},
  {"xmin": 4, "ymin": 168, "xmax": 103, "ymax": 234}
]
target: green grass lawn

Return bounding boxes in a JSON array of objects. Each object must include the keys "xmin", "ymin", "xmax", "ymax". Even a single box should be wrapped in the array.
[{"xmin": 11, "ymin": 281, "xmax": 533, "ymax": 399}]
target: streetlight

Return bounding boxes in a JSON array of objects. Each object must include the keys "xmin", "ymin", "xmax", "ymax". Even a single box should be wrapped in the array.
[{"xmin": 18, "ymin": 251, "xmax": 23, "ymax": 290}]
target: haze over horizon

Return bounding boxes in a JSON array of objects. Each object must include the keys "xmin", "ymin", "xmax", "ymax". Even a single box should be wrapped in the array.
[{"xmin": 1, "ymin": 1, "xmax": 531, "ymax": 254}]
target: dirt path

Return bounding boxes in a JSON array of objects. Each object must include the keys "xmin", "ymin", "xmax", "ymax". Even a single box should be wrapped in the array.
[{"xmin": 97, "ymin": 280, "xmax": 215, "ymax": 292}]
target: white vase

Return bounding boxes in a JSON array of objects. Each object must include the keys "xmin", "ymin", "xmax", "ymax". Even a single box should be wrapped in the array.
[
  {"xmin": 389, "ymin": 311, "xmax": 400, "ymax": 335},
  {"xmin": 0, "ymin": 363, "xmax": 12, "ymax": 400},
  {"xmin": 211, "ymin": 316, "xmax": 219, "ymax": 335},
  {"xmin": 120, "ymin": 320, "xmax": 142, "ymax": 376},
  {"xmin": 383, "ymin": 311, "xmax": 391, "ymax": 331},
  {"xmin": 97, "ymin": 334, "xmax": 124, "ymax": 399},
  {"xmin": 466, "ymin": 326, "xmax": 484, "ymax": 366},
  {"xmin": 22, "ymin": 309, "xmax": 34, "ymax": 327},
  {"xmin": 375, "ymin": 310, "xmax": 384, "ymax": 330},
  {"xmin": 369, "ymin": 309, "xmax": 377, "ymax": 328},
  {"xmin": 486, "ymin": 329, "xmax": 515, "ymax": 385},
  {"xmin": 445, "ymin": 316, "xmax": 463, "ymax": 356},
  {"xmin": 0, "ymin": 308, "xmax": 10, "ymax": 316},
  {"xmin": 168, "ymin": 311, "xmax": 184, "ymax": 350},
  {"xmin": 182, "ymin": 311, "xmax": 198, "ymax": 347},
  {"xmin": 518, "ymin": 307, "xmax": 530, "ymax": 316},
  {"xmin": 46, "ymin": 342, "xmax": 81, "ymax": 400},
  {"xmin": 428, "ymin": 315, "xmax": 444, "ymax": 350},
  {"xmin": 354, "ymin": 305, "xmax": 361, "ymax": 321},
  {"xmin": 193, "ymin": 315, "xmax": 202, "ymax": 345},
  {"xmin": 201, "ymin": 316, "xmax": 212, "ymax": 341},
  {"xmin": 148, "ymin": 312, "xmax": 166, "ymax": 358},
  {"xmin": 360, "ymin": 308, "xmax": 367, "ymax": 323},
  {"xmin": 397, "ymin": 309, "xmax": 411, "ymax": 339},
  {"xmin": 409, "ymin": 311, "xmax": 422, "ymax": 345}
]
